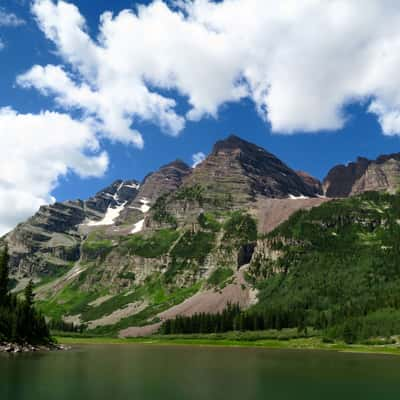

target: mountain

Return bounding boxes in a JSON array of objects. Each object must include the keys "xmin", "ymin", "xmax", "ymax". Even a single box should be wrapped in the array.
[
  {"xmin": 184, "ymin": 135, "xmax": 319, "ymax": 205},
  {"xmin": 5, "ymin": 180, "xmax": 140, "ymax": 279},
  {"xmin": 2, "ymin": 135, "xmax": 400, "ymax": 341},
  {"xmin": 323, "ymin": 153, "xmax": 400, "ymax": 197}
]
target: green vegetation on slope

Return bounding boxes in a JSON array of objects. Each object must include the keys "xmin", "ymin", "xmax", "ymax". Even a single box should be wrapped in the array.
[
  {"xmin": 37, "ymin": 280, "xmax": 100, "ymax": 321},
  {"xmin": 223, "ymin": 211, "xmax": 257, "ymax": 245},
  {"xmin": 119, "ymin": 229, "xmax": 180, "ymax": 258},
  {"xmin": 161, "ymin": 303, "xmax": 241, "ymax": 334},
  {"xmin": 152, "ymin": 194, "xmax": 177, "ymax": 226},
  {"xmin": 164, "ymin": 230, "xmax": 216, "ymax": 283},
  {"xmin": 248, "ymin": 191, "xmax": 400, "ymax": 342},
  {"xmin": 198, "ymin": 212, "xmax": 222, "ymax": 232},
  {"xmin": 171, "ymin": 230, "xmax": 215, "ymax": 261},
  {"xmin": 175, "ymin": 185, "xmax": 205, "ymax": 204},
  {"xmin": 82, "ymin": 238, "xmax": 113, "ymax": 260},
  {"xmin": 89, "ymin": 282, "xmax": 202, "ymax": 335},
  {"xmin": 207, "ymin": 267, "xmax": 234, "ymax": 287}
]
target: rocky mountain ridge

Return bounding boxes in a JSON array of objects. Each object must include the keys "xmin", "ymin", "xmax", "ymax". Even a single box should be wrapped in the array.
[
  {"xmin": 323, "ymin": 152, "xmax": 400, "ymax": 197},
  {"xmin": 5, "ymin": 180, "xmax": 140, "ymax": 278},
  {"xmin": 4, "ymin": 136, "xmax": 400, "ymax": 281}
]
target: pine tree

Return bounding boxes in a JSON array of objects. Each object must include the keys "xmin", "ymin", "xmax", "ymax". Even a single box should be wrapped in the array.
[
  {"xmin": 24, "ymin": 279, "xmax": 35, "ymax": 309},
  {"xmin": 0, "ymin": 246, "xmax": 9, "ymax": 305},
  {"xmin": 0, "ymin": 248, "xmax": 50, "ymax": 344}
]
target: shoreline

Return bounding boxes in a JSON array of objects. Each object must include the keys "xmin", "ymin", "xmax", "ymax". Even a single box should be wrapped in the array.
[
  {"xmin": 54, "ymin": 336, "xmax": 400, "ymax": 356},
  {"xmin": 0, "ymin": 341, "xmax": 70, "ymax": 354}
]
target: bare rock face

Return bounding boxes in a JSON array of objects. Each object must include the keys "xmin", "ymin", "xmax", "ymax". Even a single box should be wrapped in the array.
[
  {"xmin": 138, "ymin": 160, "xmax": 192, "ymax": 202},
  {"xmin": 5, "ymin": 201, "xmax": 85, "ymax": 276},
  {"xmin": 4, "ymin": 180, "xmax": 140, "ymax": 277},
  {"xmin": 255, "ymin": 197, "xmax": 330, "ymax": 234},
  {"xmin": 184, "ymin": 135, "xmax": 316, "ymax": 205},
  {"xmin": 116, "ymin": 160, "xmax": 191, "ymax": 225},
  {"xmin": 85, "ymin": 180, "xmax": 140, "ymax": 215},
  {"xmin": 323, "ymin": 153, "xmax": 400, "ymax": 197},
  {"xmin": 296, "ymin": 171, "xmax": 323, "ymax": 195}
]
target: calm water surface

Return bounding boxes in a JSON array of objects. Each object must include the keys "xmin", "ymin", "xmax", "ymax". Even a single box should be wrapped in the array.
[{"xmin": 1, "ymin": 344, "xmax": 400, "ymax": 400}]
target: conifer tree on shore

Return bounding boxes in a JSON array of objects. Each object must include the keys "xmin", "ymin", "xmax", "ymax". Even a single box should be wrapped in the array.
[{"xmin": 0, "ymin": 247, "xmax": 50, "ymax": 344}]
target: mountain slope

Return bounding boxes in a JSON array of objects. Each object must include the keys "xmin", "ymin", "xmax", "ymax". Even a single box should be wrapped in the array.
[
  {"xmin": 4, "ymin": 180, "xmax": 140, "ymax": 280},
  {"xmin": 249, "ymin": 191, "xmax": 400, "ymax": 340}
]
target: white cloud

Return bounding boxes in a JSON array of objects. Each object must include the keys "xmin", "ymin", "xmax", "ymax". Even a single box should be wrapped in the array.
[
  {"xmin": 0, "ymin": 38, "xmax": 4, "ymax": 51},
  {"xmin": 0, "ymin": 9, "xmax": 25, "ymax": 27},
  {"xmin": 183, "ymin": 0, "xmax": 400, "ymax": 134},
  {"xmin": 19, "ymin": 0, "xmax": 400, "ymax": 138},
  {"xmin": 0, "ymin": 107, "xmax": 108, "ymax": 235},
  {"xmin": 192, "ymin": 152, "xmax": 206, "ymax": 168},
  {"xmin": 19, "ymin": 0, "xmax": 190, "ymax": 148}
]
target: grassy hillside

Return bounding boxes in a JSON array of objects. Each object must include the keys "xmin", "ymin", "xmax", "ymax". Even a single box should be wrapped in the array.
[
  {"xmin": 36, "ymin": 209, "xmax": 258, "ymax": 335},
  {"xmin": 248, "ymin": 191, "xmax": 400, "ymax": 341}
]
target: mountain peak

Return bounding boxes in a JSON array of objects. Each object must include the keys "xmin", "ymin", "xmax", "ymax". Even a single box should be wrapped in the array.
[
  {"xmin": 184, "ymin": 134, "xmax": 317, "ymax": 202},
  {"xmin": 212, "ymin": 134, "xmax": 264, "ymax": 155},
  {"xmin": 160, "ymin": 159, "xmax": 190, "ymax": 171}
]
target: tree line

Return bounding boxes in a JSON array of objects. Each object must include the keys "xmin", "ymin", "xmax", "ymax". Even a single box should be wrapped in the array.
[
  {"xmin": 0, "ymin": 247, "xmax": 51, "ymax": 344},
  {"xmin": 48, "ymin": 318, "xmax": 85, "ymax": 333},
  {"xmin": 159, "ymin": 303, "xmax": 310, "ymax": 335},
  {"xmin": 160, "ymin": 303, "xmax": 241, "ymax": 334}
]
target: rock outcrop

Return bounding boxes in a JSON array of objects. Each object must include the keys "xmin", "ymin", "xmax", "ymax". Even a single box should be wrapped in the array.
[
  {"xmin": 296, "ymin": 170, "xmax": 323, "ymax": 195},
  {"xmin": 137, "ymin": 160, "xmax": 192, "ymax": 202},
  {"xmin": 323, "ymin": 153, "xmax": 400, "ymax": 197},
  {"xmin": 116, "ymin": 160, "xmax": 191, "ymax": 225}
]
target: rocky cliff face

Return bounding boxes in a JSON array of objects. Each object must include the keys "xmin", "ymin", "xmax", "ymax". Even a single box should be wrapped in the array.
[
  {"xmin": 323, "ymin": 153, "xmax": 400, "ymax": 197},
  {"xmin": 296, "ymin": 171, "xmax": 323, "ymax": 195},
  {"xmin": 137, "ymin": 160, "xmax": 192, "ymax": 202},
  {"xmin": 183, "ymin": 135, "xmax": 316, "ymax": 205},
  {"xmin": 5, "ymin": 180, "xmax": 140, "ymax": 277},
  {"xmin": 116, "ymin": 160, "xmax": 191, "ymax": 226}
]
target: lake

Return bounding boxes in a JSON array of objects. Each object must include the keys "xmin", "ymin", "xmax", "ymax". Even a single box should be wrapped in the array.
[{"xmin": 1, "ymin": 344, "xmax": 400, "ymax": 400}]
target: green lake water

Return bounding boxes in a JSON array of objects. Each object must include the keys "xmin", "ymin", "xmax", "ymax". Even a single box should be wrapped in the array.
[{"xmin": 1, "ymin": 344, "xmax": 400, "ymax": 400}]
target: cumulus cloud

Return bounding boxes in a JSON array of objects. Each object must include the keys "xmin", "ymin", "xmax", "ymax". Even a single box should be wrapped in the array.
[
  {"xmin": 192, "ymin": 152, "xmax": 206, "ymax": 168},
  {"xmin": 0, "ymin": 38, "xmax": 4, "ymax": 51},
  {"xmin": 0, "ymin": 107, "xmax": 108, "ymax": 235},
  {"xmin": 19, "ymin": 0, "xmax": 400, "ymax": 138},
  {"xmin": 0, "ymin": 9, "xmax": 25, "ymax": 27}
]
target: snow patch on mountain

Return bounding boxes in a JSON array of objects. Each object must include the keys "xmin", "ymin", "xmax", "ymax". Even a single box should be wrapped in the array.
[
  {"xmin": 87, "ymin": 202, "xmax": 127, "ymax": 226},
  {"xmin": 124, "ymin": 183, "xmax": 140, "ymax": 190},
  {"xmin": 139, "ymin": 198, "xmax": 150, "ymax": 213},
  {"xmin": 131, "ymin": 219, "xmax": 144, "ymax": 234},
  {"xmin": 128, "ymin": 198, "xmax": 151, "ymax": 213},
  {"xmin": 289, "ymin": 194, "xmax": 309, "ymax": 200}
]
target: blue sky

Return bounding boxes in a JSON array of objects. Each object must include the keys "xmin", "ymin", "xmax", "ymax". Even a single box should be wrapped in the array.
[
  {"xmin": 54, "ymin": 101, "xmax": 398, "ymax": 201},
  {"xmin": 1, "ymin": 0, "xmax": 400, "ymax": 233}
]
